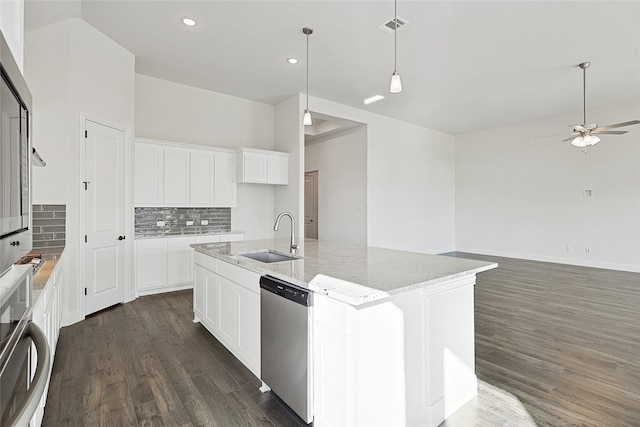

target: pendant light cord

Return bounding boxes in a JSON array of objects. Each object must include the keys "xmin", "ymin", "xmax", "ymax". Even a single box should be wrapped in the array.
[
  {"xmin": 306, "ymin": 31, "xmax": 310, "ymax": 110},
  {"xmin": 582, "ymin": 64, "xmax": 586, "ymax": 125},
  {"xmin": 394, "ymin": 0, "xmax": 397, "ymax": 73}
]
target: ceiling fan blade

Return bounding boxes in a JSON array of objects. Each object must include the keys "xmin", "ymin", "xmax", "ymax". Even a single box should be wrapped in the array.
[
  {"xmin": 591, "ymin": 130, "xmax": 628, "ymax": 135},
  {"xmin": 562, "ymin": 135, "xmax": 576, "ymax": 142},
  {"xmin": 595, "ymin": 120, "xmax": 640, "ymax": 131},
  {"xmin": 534, "ymin": 133, "xmax": 571, "ymax": 139},
  {"xmin": 572, "ymin": 125, "xmax": 587, "ymax": 132}
]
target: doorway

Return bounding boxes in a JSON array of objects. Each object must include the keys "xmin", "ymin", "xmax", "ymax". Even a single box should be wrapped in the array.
[
  {"xmin": 304, "ymin": 171, "xmax": 318, "ymax": 239},
  {"xmin": 82, "ymin": 119, "xmax": 126, "ymax": 316}
]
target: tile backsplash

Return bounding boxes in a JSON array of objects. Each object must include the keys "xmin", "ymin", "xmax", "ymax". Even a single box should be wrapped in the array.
[
  {"xmin": 135, "ymin": 207, "xmax": 231, "ymax": 237},
  {"xmin": 32, "ymin": 204, "xmax": 66, "ymax": 261}
]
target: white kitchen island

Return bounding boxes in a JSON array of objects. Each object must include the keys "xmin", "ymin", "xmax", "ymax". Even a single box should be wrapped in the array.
[{"xmin": 191, "ymin": 238, "xmax": 497, "ymax": 427}]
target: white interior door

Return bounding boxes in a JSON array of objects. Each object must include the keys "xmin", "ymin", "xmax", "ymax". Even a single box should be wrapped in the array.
[{"xmin": 84, "ymin": 120, "xmax": 125, "ymax": 315}]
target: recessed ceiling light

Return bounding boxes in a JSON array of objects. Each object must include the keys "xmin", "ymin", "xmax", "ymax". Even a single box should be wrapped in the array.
[
  {"xmin": 364, "ymin": 94, "xmax": 385, "ymax": 105},
  {"xmin": 287, "ymin": 58, "xmax": 299, "ymax": 64},
  {"xmin": 182, "ymin": 18, "xmax": 197, "ymax": 27}
]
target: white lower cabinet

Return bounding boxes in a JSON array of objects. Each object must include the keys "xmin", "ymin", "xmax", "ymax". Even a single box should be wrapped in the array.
[
  {"xmin": 193, "ymin": 252, "xmax": 260, "ymax": 377},
  {"xmin": 31, "ymin": 255, "xmax": 65, "ymax": 427},
  {"xmin": 136, "ymin": 234, "xmax": 243, "ymax": 296}
]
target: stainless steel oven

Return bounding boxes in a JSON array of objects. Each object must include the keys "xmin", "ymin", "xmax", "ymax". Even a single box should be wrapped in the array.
[{"xmin": 0, "ymin": 265, "xmax": 50, "ymax": 426}]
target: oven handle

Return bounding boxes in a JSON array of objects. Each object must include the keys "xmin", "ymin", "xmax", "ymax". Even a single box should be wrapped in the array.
[{"xmin": 5, "ymin": 322, "xmax": 51, "ymax": 427}]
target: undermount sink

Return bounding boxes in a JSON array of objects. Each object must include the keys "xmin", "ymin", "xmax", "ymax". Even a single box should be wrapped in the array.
[{"xmin": 240, "ymin": 250, "xmax": 301, "ymax": 263}]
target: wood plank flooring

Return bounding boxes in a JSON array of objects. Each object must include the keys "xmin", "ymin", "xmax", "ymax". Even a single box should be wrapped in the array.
[
  {"xmin": 42, "ymin": 290, "xmax": 307, "ymax": 427},
  {"xmin": 443, "ymin": 253, "xmax": 640, "ymax": 427},
  {"xmin": 42, "ymin": 254, "xmax": 640, "ymax": 426}
]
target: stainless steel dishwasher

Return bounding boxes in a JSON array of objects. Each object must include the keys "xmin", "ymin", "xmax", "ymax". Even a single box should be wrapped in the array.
[{"xmin": 259, "ymin": 275, "xmax": 313, "ymax": 424}]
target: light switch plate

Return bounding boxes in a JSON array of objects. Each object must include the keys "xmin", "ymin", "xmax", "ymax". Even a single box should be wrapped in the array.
[
  {"xmin": 201, "ymin": 220, "xmax": 209, "ymax": 226},
  {"xmin": 186, "ymin": 220, "xmax": 194, "ymax": 226},
  {"xmin": 156, "ymin": 221, "xmax": 165, "ymax": 227}
]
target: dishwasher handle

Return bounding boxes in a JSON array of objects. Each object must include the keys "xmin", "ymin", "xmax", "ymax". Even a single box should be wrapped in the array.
[{"xmin": 260, "ymin": 275, "xmax": 312, "ymax": 307}]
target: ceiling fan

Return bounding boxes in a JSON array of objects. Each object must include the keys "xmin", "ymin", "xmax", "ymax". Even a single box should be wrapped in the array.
[{"xmin": 561, "ymin": 61, "xmax": 640, "ymax": 150}]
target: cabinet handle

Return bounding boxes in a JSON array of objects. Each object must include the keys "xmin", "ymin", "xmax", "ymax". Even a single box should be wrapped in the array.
[{"xmin": 118, "ymin": 236, "xmax": 126, "ymax": 241}]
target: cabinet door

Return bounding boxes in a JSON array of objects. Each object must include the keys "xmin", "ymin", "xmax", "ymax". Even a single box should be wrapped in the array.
[
  {"xmin": 203, "ymin": 269, "xmax": 220, "ymax": 333},
  {"xmin": 134, "ymin": 144, "xmax": 163, "ymax": 204},
  {"xmin": 190, "ymin": 151, "xmax": 215, "ymax": 204},
  {"xmin": 267, "ymin": 154, "xmax": 289, "ymax": 185},
  {"xmin": 136, "ymin": 249, "xmax": 167, "ymax": 290},
  {"xmin": 167, "ymin": 247, "xmax": 194, "ymax": 285},
  {"xmin": 164, "ymin": 149, "xmax": 190, "ymax": 204},
  {"xmin": 213, "ymin": 152, "xmax": 237, "ymax": 207},
  {"xmin": 194, "ymin": 265, "xmax": 205, "ymax": 322},
  {"xmin": 241, "ymin": 152, "xmax": 267, "ymax": 183},
  {"xmin": 236, "ymin": 285, "xmax": 260, "ymax": 376},
  {"xmin": 217, "ymin": 275, "xmax": 238, "ymax": 347}
]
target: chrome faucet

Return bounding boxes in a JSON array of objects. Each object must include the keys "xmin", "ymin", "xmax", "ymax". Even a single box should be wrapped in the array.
[{"xmin": 273, "ymin": 212, "xmax": 298, "ymax": 253}]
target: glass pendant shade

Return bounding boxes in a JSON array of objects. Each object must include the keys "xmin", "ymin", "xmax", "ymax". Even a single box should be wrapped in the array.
[
  {"xmin": 389, "ymin": 72, "xmax": 403, "ymax": 93},
  {"xmin": 303, "ymin": 109, "xmax": 313, "ymax": 126},
  {"xmin": 571, "ymin": 134, "xmax": 601, "ymax": 147}
]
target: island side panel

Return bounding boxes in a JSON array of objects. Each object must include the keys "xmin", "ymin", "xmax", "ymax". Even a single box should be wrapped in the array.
[
  {"xmin": 423, "ymin": 274, "xmax": 478, "ymax": 425},
  {"xmin": 313, "ymin": 274, "xmax": 479, "ymax": 427}
]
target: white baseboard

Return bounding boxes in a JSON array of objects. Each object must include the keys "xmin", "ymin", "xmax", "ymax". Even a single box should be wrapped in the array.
[
  {"xmin": 426, "ymin": 376, "xmax": 478, "ymax": 426},
  {"xmin": 136, "ymin": 283, "xmax": 193, "ymax": 297},
  {"xmin": 454, "ymin": 247, "xmax": 640, "ymax": 273}
]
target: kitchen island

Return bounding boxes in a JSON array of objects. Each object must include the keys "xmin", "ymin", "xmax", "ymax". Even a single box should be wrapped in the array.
[{"xmin": 192, "ymin": 238, "xmax": 497, "ymax": 427}]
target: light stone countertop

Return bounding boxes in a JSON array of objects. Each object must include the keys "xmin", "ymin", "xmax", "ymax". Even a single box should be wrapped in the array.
[
  {"xmin": 135, "ymin": 230, "xmax": 245, "ymax": 240},
  {"xmin": 192, "ymin": 238, "xmax": 498, "ymax": 306}
]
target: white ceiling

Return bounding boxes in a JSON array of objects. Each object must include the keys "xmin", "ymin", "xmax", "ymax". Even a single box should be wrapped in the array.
[{"xmin": 24, "ymin": 1, "xmax": 640, "ymax": 135}]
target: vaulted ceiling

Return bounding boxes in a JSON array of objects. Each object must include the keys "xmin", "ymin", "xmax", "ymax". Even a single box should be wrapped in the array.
[{"xmin": 25, "ymin": 1, "xmax": 640, "ymax": 135}]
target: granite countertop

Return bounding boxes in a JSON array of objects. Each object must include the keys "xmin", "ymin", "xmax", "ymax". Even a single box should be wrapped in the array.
[
  {"xmin": 135, "ymin": 230, "xmax": 245, "ymax": 240},
  {"xmin": 192, "ymin": 238, "xmax": 497, "ymax": 306}
]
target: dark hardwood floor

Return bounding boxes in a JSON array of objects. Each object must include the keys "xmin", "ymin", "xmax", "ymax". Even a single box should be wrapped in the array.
[
  {"xmin": 42, "ymin": 290, "xmax": 307, "ymax": 427},
  {"xmin": 43, "ymin": 254, "xmax": 640, "ymax": 426},
  {"xmin": 443, "ymin": 253, "xmax": 640, "ymax": 427}
]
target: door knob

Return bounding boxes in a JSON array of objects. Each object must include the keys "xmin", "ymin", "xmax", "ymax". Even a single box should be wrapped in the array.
[{"xmin": 118, "ymin": 236, "xmax": 126, "ymax": 241}]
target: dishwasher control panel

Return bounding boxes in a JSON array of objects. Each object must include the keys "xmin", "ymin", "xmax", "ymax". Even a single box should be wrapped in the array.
[{"xmin": 259, "ymin": 275, "xmax": 312, "ymax": 306}]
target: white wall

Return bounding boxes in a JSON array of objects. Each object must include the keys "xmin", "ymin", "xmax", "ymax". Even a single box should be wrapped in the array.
[
  {"xmin": 0, "ymin": 0, "xmax": 24, "ymax": 71},
  {"xmin": 305, "ymin": 96, "xmax": 456, "ymax": 254},
  {"xmin": 274, "ymin": 94, "xmax": 305, "ymax": 244},
  {"xmin": 455, "ymin": 101, "xmax": 640, "ymax": 272},
  {"xmin": 135, "ymin": 74, "xmax": 277, "ymax": 240},
  {"xmin": 25, "ymin": 18, "xmax": 135, "ymax": 324},
  {"xmin": 305, "ymin": 126, "xmax": 367, "ymax": 245}
]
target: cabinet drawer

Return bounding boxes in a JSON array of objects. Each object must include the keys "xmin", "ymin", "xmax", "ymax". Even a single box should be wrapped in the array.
[
  {"xmin": 216, "ymin": 260, "xmax": 260, "ymax": 293},
  {"xmin": 167, "ymin": 236, "xmax": 196, "ymax": 248},
  {"xmin": 136, "ymin": 238, "xmax": 167, "ymax": 250},
  {"xmin": 194, "ymin": 251, "xmax": 216, "ymax": 272}
]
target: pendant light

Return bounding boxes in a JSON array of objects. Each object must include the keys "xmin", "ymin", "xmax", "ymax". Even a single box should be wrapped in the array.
[
  {"xmin": 303, "ymin": 27, "xmax": 313, "ymax": 126},
  {"xmin": 389, "ymin": 0, "xmax": 403, "ymax": 93}
]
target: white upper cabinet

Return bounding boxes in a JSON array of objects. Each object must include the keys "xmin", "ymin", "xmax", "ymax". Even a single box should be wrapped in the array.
[
  {"xmin": 190, "ymin": 151, "xmax": 215, "ymax": 204},
  {"xmin": 134, "ymin": 144, "xmax": 164, "ymax": 204},
  {"xmin": 213, "ymin": 151, "xmax": 237, "ymax": 206},
  {"xmin": 238, "ymin": 147, "xmax": 289, "ymax": 185},
  {"xmin": 164, "ymin": 148, "xmax": 190, "ymax": 204},
  {"xmin": 134, "ymin": 138, "xmax": 237, "ymax": 207}
]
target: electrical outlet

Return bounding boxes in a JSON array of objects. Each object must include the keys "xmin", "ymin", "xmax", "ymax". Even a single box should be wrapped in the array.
[
  {"xmin": 156, "ymin": 221, "xmax": 165, "ymax": 227},
  {"xmin": 585, "ymin": 247, "xmax": 591, "ymax": 254},
  {"xmin": 566, "ymin": 245, "xmax": 573, "ymax": 253},
  {"xmin": 201, "ymin": 220, "xmax": 209, "ymax": 226},
  {"xmin": 186, "ymin": 220, "xmax": 194, "ymax": 226},
  {"xmin": 583, "ymin": 189, "xmax": 592, "ymax": 197}
]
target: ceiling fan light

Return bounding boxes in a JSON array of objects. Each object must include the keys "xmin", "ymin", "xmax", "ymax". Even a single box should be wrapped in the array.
[
  {"xmin": 389, "ymin": 72, "xmax": 403, "ymax": 93},
  {"xmin": 303, "ymin": 109, "xmax": 313, "ymax": 126},
  {"xmin": 571, "ymin": 135, "xmax": 587, "ymax": 147},
  {"xmin": 587, "ymin": 135, "xmax": 601, "ymax": 145}
]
